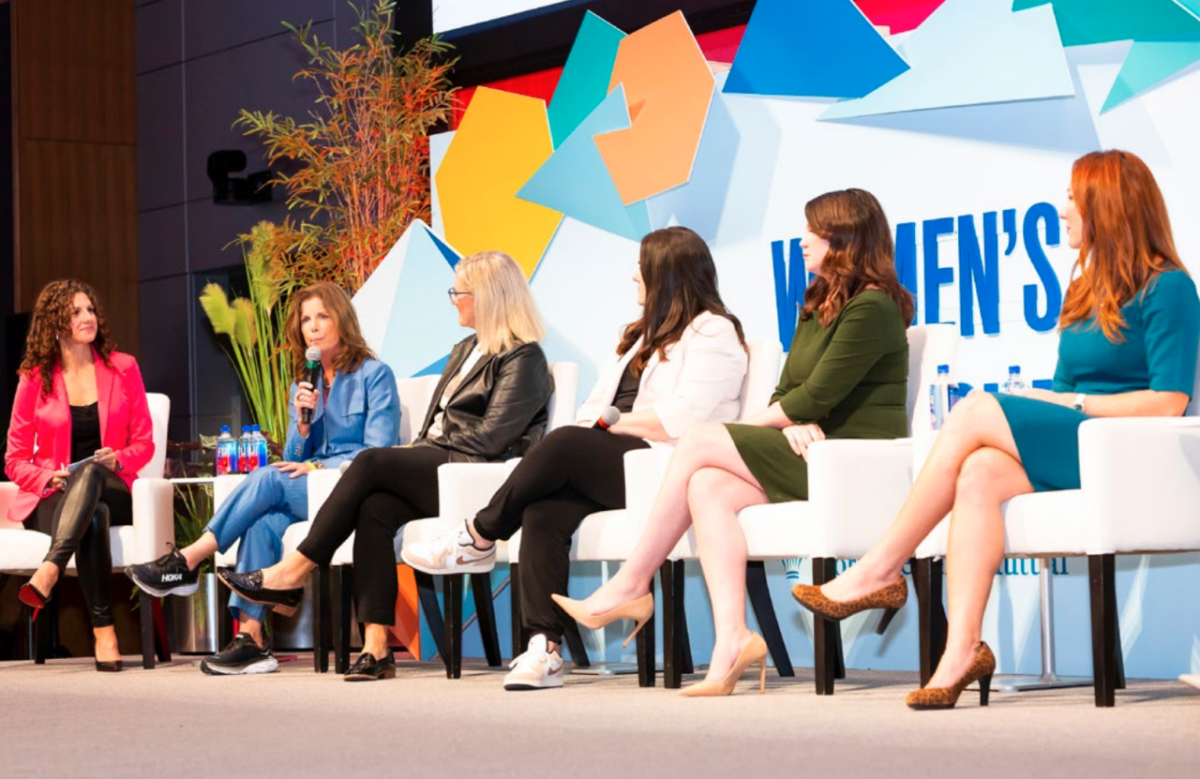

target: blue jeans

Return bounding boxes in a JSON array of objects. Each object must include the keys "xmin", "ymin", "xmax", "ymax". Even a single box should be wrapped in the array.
[{"xmin": 206, "ymin": 466, "xmax": 308, "ymax": 622}]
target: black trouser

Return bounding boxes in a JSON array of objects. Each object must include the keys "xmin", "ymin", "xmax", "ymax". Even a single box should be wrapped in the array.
[
  {"xmin": 297, "ymin": 446, "xmax": 452, "ymax": 626},
  {"xmin": 474, "ymin": 426, "xmax": 650, "ymax": 644},
  {"xmin": 23, "ymin": 463, "xmax": 132, "ymax": 628}
]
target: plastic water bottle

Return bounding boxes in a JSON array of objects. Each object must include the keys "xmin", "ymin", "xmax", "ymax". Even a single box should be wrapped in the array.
[
  {"xmin": 237, "ymin": 426, "xmax": 252, "ymax": 473},
  {"xmin": 215, "ymin": 425, "xmax": 234, "ymax": 475},
  {"xmin": 930, "ymin": 364, "xmax": 951, "ymax": 430},
  {"xmin": 252, "ymin": 425, "xmax": 269, "ymax": 469},
  {"xmin": 1000, "ymin": 365, "xmax": 1027, "ymax": 395}
]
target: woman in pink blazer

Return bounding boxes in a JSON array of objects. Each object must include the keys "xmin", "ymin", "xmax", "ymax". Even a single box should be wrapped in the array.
[{"xmin": 5, "ymin": 279, "xmax": 155, "ymax": 671}]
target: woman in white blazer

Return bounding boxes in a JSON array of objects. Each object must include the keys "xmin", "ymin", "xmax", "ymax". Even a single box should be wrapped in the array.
[{"xmin": 403, "ymin": 226, "xmax": 748, "ymax": 690}]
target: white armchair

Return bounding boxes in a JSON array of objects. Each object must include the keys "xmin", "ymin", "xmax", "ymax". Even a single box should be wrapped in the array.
[
  {"xmin": 398, "ymin": 361, "xmax": 580, "ymax": 679},
  {"xmin": 561, "ymin": 340, "xmax": 783, "ymax": 686},
  {"xmin": 913, "ymin": 383, "xmax": 1200, "ymax": 707},
  {"xmin": 0, "ymin": 393, "xmax": 174, "ymax": 668},
  {"xmin": 663, "ymin": 325, "xmax": 958, "ymax": 692}
]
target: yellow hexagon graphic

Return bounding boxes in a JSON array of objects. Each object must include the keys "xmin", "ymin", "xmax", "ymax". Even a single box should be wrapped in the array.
[{"xmin": 435, "ymin": 88, "xmax": 563, "ymax": 278}]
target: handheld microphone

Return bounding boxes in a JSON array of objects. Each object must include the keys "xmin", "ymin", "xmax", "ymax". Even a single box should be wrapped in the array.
[
  {"xmin": 301, "ymin": 346, "xmax": 321, "ymax": 425},
  {"xmin": 593, "ymin": 406, "xmax": 621, "ymax": 431}
]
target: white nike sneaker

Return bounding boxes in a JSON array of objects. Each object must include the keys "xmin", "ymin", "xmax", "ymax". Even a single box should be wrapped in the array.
[
  {"xmin": 401, "ymin": 520, "xmax": 497, "ymax": 575},
  {"xmin": 504, "ymin": 634, "xmax": 565, "ymax": 691}
]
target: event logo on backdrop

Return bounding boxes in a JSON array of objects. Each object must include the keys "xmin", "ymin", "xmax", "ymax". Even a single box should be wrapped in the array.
[{"xmin": 357, "ymin": 0, "xmax": 1200, "ymax": 676}]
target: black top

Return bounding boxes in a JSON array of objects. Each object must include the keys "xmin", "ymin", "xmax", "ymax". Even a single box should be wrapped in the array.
[
  {"xmin": 612, "ymin": 362, "xmax": 640, "ymax": 414},
  {"xmin": 70, "ymin": 403, "xmax": 102, "ymax": 463},
  {"xmin": 413, "ymin": 336, "xmax": 554, "ymax": 463}
]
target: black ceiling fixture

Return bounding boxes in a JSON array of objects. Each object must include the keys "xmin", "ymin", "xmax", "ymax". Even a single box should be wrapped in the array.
[
  {"xmin": 439, "ymin": 0, "xmax": 756, "ymax": 87},
  {"xmin": 207, "ymin": 150, "xmax": 273, "ymax": 206}
]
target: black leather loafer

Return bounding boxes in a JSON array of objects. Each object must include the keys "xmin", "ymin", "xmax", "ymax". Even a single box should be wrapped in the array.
[
  {"xmin": 217, "ymin": 569, "xmax": 305, "ymax": 616},
  {"xmin": 344, "ymin": 652, "xmax": 396, "ymax": 682},
  {"xmin": 95, "ymin": 659, "xmax": 123, "ymax": 673}
]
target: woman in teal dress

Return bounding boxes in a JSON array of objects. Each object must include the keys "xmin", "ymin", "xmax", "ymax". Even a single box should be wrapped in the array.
[
  {"xmin": 794, "ymin": 150, "xmax": 1200, "ymax": 710},
  {"xmin": 555, "ymin": 189, "xmax": 915, "ymax": 695}
]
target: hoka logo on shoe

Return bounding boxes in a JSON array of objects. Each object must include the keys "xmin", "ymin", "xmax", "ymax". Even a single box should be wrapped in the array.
[{"xmin": 162, "ymin": 573, "xmax": 184, "ymax": 582}]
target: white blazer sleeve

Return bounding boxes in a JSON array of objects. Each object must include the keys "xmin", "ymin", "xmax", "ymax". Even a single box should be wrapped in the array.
[
  {"xmin": 575, "ymin": 350, "xmax": 626, "ymax": 424},
  {"xmin": 651, "ymin": 314, "xmax": 748, "ymax": 439}
]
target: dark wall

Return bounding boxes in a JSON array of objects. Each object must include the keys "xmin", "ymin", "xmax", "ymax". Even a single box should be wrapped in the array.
[
  {"xmin": 135, "ymin": 0, "xmax": 360, "ymax": 442},
  {"xmin": 0, "ymin": 3, "xmax": 13, "ymax": 449}
]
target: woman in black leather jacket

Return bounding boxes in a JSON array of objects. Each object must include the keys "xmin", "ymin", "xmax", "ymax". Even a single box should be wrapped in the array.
[{"xmin": 221, "ymin": 250, "xmax": 552, "ymax": 680}]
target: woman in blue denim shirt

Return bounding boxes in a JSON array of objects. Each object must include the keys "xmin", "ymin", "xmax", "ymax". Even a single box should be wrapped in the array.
[{"xmin": 129, "ymin": 282, "xmax": 399, "ymax": 674}]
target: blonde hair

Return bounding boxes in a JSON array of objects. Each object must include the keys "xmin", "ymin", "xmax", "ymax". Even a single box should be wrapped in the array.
[{"xmin": 456, "ymin": 251, "xmax": 545, "ymax": 354}]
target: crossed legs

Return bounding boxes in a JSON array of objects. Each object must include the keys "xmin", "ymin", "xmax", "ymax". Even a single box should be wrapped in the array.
[
  {"xmin": 577, "ymin": 423, "xmax": 770, "ymax": 681},
  {"xmin": 820, "ymin": 392, "xmax": 1034, "ymax": 689}
]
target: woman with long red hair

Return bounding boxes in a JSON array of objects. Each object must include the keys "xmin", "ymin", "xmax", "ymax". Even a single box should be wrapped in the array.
[
  {"xmin": 556, "ymin": 188, "xmax": 914, "ymax": 695},
  {"xmin": 793, "ymin": 150, "xmax": 1200, "ymax": 709}
]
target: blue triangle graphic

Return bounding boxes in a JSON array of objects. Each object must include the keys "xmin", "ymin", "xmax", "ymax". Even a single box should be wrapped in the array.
[
  {"xmin": 425, "ymin": 226, "xmax": 461, "ymax": 269},
  {"xmin": 724, "ymin": 0, "xmax": 909, "ymax": 98},
  {"xmin": 414, "ymin": 354, "xmax": 450, "ymax": 377},
  {"xmin": 518, "ymin": 85, "xmax": 651, "ymax": 241}
]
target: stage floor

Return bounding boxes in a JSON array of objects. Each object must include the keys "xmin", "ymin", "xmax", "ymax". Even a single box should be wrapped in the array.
[{"xmin": 4, "ymin": 655, "xmax": 1198, "ymax": 778}]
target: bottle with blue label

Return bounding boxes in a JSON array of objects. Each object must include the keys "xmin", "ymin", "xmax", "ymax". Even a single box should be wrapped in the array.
[
  {"xmin": 930, "ymin": 364, "xmax": 951, "ymax": 431},
  {"xmin": 1000, "ymin": 365, "xmax": 1026, "ymax": 395},
  {"xmin": 215, "ymin": 425, "xmax": 234, "ymax": 475},
  {"xmin": 252, "ymin": 425, "xmax": 269, "ymax": 470},
  {"xmin": 237, "ymin": 426, "xmax": 252, "ymax": 473}
]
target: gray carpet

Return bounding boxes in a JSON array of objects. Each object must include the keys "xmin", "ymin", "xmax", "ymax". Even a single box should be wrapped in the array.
[{"xmin": 4, "ymin": 656, "xmax": 1198, "ymax": 778}]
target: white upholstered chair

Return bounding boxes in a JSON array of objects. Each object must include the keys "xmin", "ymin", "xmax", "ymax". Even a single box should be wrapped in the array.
[
  {"xmin": 661, "ymin": 324, "xmax": 958, "ymax": 691},
  {"xmin": 553, "ymin": 340, "xmax": 784, "ymax": 686},
  {"xmin": 912, "ymin": 351, "xmax": 1200, "ymax": 707},
  {"xmin": 211, "ymin": 374, "xmax": 440, "ymax": 672},
  {"xmin": 0, "ymin": 393, "xmax": 175, "ymax": 668}
]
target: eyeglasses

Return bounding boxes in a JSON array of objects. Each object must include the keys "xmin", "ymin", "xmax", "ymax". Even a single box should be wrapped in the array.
[{"xmin": 447, "ymin": 288, "xmax": 474, "ymax": 301}]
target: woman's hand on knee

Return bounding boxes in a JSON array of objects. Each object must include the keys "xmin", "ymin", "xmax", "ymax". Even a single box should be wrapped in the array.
[
  {"xmin": 273, "ymin": 461, "xmax": 316, "ymax": 479},
  {"xmin": 782, "ymin": 424, "xmax": 824, "ymax": 460}
]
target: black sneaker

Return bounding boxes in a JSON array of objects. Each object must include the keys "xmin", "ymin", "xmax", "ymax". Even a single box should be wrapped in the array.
[
  {"xmin": 199, "ymin": 634, "xmax": 279, "ymax": 676},
  {"xmin": 126, "ymin": 543, "xmax": 200, "ymax": 597}
]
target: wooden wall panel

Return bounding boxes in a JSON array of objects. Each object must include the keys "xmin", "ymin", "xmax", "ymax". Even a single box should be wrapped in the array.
[{"xmin": 12, "ymin": 0, "xmax": 139, "ymax": 355}]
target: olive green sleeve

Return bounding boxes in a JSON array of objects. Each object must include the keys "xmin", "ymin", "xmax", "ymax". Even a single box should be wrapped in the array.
[{"xmin": 777, "ymin": 298, "xmax": 897, "ymax": 424}]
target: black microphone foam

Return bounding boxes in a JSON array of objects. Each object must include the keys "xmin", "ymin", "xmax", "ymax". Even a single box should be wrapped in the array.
[{"xmin": 301, "ymin": 346, "xmax": 321, "ymax": 424}]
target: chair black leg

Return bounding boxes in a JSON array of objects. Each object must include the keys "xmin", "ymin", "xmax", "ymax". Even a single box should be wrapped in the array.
[
  {"xmin": 1114, "ymin": 621, "xmax": 1126, "ymax": 691},
  {"xmin": 217, "ymin": 583, "xmax": 234, "ymax": 649},
  {"xmin": 746, "ymin": 560, "xmax": 793, "ymax": 677},
  {"xmin": 152, "ymin": 597, "xmax": 171, "ymax": 662},
  {"xmin": 635, "ymin": 602, "xmax": 656, "ymax": 688},
  {"xmin": 509, "ymin": 563, "xmax": 525, "ymax": 657},
  {"xmin": 913, "ymin": 557, "xmax": 947, "ymax": 688},
  {"xmin": 444, "ymin": 573, "xmax": 464, "ymax": 679},
  {"xmin": 415, "ymin": 571, "xmax": 448, "ymax": 661},
  {"xmin": 139, "ymin": 591, "xmax": 156, "ymax": 670},
  {"xmin": 1088, "ymin": 554, "xmax": 1118, "ymax": 707},
  {"xmin": 333, "ymin": 566, "xmax": 354, "ymax": 675},
  {"xmin": 680, "ymin": 607, "xmax": 694, "ymax": 675},
  {"xmin": 560, "ymin": 614, "xmax": 591, "ymax": 667},
  {"xmin": 470, "ymin": 572, "xmax": 503, "ymax": 668},
  {"xmin": 312, "ymin": 565, "xmax": 331, "ymax": 673},
  {"xmin": 833, "ymin": 620, "xmax": 846, "ymax": 680},
  {"xmin": 810, "ymin": 558, "xmax": 839, "ymax": 695},
  {"xmin": 661, "ymin": 560, "xmax": 686, "ymax": 689}
]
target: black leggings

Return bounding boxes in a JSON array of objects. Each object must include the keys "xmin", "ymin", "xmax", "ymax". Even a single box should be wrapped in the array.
[
  {"xmin": 24, "ymin": 463, "xmax": 132, "ymax": 628},
  {"xmin": 474, "ymin": 426, "xmax": 650, "ymax": 644},
  {"xmin": 297, "ymin": 446, "xmax": 452, "ymax": 626}
]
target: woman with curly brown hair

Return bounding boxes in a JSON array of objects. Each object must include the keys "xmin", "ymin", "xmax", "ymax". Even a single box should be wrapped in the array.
[
  {"xmin": 556, "ymin": 189, "xmax": 914, "ymax": 696},
  {"xmin": 128, "ymin": 282, "xmax": 399, "ymax": 675},
  {"xmin": 5, "ymin": 279, "xmax": 155, "ymax": 671}
]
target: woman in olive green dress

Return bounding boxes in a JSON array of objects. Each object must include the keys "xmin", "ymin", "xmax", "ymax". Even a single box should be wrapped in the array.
[
  {"xmin": 554, "ymin": 189, "xmax": 914, "ymax": 695},
  {"xmin": 794, "ymin": 150, "xmax": 1200, "ymax": 710}
]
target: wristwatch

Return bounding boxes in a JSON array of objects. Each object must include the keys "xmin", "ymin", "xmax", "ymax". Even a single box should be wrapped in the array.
[{"xmin": 1072, "ymin": 393, "xmax": 1087, "ymax": 413}]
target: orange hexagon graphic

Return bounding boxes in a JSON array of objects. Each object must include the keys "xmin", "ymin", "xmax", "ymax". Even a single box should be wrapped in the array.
[
  {"xmin": 435, "ymin": 88, "xmax": 563, "ymax": 277},
  {"xmin": 595, "ymin": 11, "xmax": 715, "ymax": 206}
]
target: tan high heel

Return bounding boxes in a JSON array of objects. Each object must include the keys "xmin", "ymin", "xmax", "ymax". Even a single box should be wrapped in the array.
[
  {"xmin": 680, "ymin": 632, "xmax": 769, "ymax": 697},
  {"xmin": 551, "ymin": 592, "xmax": 654, "ymax": 648}
]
